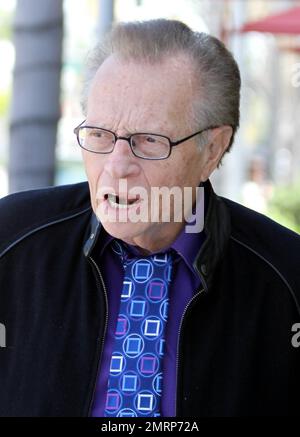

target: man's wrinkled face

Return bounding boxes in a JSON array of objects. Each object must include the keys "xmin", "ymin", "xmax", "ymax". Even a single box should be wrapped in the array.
[{"xmin": 82, "ymin": 54, "xmax": 209, "ymax": 250}]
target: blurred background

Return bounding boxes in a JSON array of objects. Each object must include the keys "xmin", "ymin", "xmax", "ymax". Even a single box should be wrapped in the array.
[{"xmin": 0, "ymin": 0, "xmax": 300, "ymax": 232}]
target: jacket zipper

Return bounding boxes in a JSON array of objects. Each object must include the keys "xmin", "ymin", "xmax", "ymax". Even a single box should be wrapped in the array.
[
  {"xmin": 86, "ymin": 255, "xmax": 109, "ymax": 417},
  {"xmin": 175, "ymin": 287, "xmax": 205, "ymax": 416}
]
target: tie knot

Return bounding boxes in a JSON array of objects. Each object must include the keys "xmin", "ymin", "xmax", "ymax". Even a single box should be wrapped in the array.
[{"xmin": 111, "ymin": 239, "xmax": 175, "ymax": 270}]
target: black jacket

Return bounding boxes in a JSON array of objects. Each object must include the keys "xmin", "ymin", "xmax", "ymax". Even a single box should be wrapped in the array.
[{"xmin": 0, "ymin": 180, "xmax": 299, "ymax": 417}]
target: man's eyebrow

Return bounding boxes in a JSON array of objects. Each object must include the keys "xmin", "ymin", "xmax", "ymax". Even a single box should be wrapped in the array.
[
  {"xmin": 84, "ymin": 120, "xmax": 107, "ymax": 128},
  {"xmin": 85, "ymin": 120, "xmax": 172, "ymax": 137},
  {"xmin": 84, "ymin": 121, "xmax": 130, "ymax": 132}
]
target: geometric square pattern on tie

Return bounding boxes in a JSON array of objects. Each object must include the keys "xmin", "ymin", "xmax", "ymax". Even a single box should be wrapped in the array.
[{"xmin": 104, "ymin": 239, "xmax": 174, "ymax": 417}]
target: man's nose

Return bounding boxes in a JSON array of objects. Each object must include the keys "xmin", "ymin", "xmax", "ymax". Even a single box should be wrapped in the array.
[{"xmin": 103, "ymin": 138, "xmax": 140, "ymax": 178}]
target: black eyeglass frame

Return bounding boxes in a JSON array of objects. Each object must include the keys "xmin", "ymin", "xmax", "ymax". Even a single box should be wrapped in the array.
[{"xmin": 73, "ymin": 120, "xmax": 220, "ymax": 160}]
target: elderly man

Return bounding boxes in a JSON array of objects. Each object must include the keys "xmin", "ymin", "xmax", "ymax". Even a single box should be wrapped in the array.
[{"xmin": 0, "ymin": 19, "xmax": 299, "ymax": 418}]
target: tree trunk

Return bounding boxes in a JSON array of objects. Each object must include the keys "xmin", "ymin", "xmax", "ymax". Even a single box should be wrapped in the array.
[
  {"xmin": 98, "ymin": 0, "xmax": 114, "ymax": 39},
  {"xmin": 9, "ymin": 0, "xmax": 63, "ymax": 193}
]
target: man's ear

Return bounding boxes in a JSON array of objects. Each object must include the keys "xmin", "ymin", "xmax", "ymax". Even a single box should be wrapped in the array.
[{"xmin": 200, "ymin": 125, "xmax": 233, "ymax": 181}]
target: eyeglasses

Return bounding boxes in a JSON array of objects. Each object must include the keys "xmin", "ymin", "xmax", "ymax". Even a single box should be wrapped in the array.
[{"xmin": 74, "ymin": 120, "xmax": 218, "ymax": 160}]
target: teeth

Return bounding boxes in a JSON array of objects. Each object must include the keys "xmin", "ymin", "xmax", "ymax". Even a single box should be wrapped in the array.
[{"xmin": 106, "ymin": 193, "xmax": 138, "ymax": 209}]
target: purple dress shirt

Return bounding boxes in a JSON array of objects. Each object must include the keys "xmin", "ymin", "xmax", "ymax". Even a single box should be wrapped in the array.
[{"xmin": 91, "ymin": 195, "xmax": 206, "ymax": 417}]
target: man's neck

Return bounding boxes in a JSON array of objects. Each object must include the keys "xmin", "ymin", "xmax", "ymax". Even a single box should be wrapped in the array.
[{"xmin": 121, "ymin": 220, "xmax": 185, "ymax": 255}]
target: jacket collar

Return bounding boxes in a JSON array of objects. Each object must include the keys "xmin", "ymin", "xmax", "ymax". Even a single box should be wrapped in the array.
[
  {"xmin": 193, "ymin": 179, "xmax": 231, "ymax": 291},
  {"xmin": 83, "ymin": 179, "xmax": 231, "ymax": 293}
]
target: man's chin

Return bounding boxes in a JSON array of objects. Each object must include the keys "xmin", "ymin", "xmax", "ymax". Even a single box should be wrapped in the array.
[{"xmin": 98, "ymin": 218, "xmax": 144, "ymax": 241}]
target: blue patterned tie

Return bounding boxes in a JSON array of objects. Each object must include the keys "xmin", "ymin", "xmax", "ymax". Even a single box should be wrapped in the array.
[{"xmin": 104, "ymin": 240, "xmax": 174, "ymax": 417}]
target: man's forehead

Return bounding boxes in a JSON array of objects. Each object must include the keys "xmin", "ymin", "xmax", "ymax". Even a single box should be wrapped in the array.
[
  {"xmin": 92, "ymin": 52, "xmax": 196, "ymax": 89},
  {"xmin": 87, "ymin": 53, "xmax": 197, "ymax": 135}
]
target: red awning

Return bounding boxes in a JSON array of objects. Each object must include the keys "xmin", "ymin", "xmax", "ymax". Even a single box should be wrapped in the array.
[{"xmin": 240, "ymin": 6, "xmax": 300, "ymax": 35}]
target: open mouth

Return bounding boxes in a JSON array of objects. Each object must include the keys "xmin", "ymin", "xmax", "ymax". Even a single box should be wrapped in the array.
[{"xmin": 104, "ymin": 193, "xmax": 141, "ymax": 209}]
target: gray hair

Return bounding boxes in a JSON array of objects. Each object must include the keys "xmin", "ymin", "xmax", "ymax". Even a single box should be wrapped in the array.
[{"xmin": 81, "ymin": 19, "xmax": 241, "ymax": 155}]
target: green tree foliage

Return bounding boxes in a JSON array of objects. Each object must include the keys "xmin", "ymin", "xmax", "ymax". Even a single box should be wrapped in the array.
[
  {"xmin": 0, "ymin": 91, "xmax": 10, "ymax": 117},
  {"xmin": 0, "ymin": 9, "xmax": 13, "ymax": 40},
  {"xmin": 267, "ymin": 182, "xmax": 300, "ymax": 234},
  {"xmin": 0, "ymin": 8, "xmax": 13, "ymax": 117}
]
